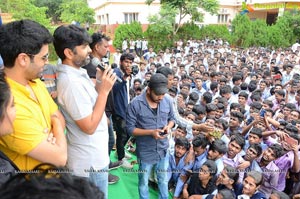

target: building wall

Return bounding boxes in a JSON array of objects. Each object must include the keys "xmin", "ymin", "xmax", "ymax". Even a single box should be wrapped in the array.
[
  {"xmin": 88, "ymin": 0, "xmax": 160, "ymax": 25},
  {"xmin": 87, "ymin": 0, "xmax": 298, "ymax": 31}
]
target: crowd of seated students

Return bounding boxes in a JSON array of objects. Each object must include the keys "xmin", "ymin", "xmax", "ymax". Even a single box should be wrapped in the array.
[
  {"xmin": 1, "ymin": 19, "xmax": 300, "ymax": 199},
  {"xmin": 128, "ymin": 38, "xmax": 300, "ymax": 198}
]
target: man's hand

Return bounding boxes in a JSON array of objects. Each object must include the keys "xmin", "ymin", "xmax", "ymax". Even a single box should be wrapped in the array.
[
  {"xmin": 182, "ymin": 183, "xmax": 189, "ymax": 199},
  {"xmin": 277, "ymin": 112, "xmax": 285, "ymax": 120},
  {"xmin": 293, "ymin": 194, "xmax": 300, "ymax": 199},
  {"xmin": 50, "ymin": 91, "xmax": 58, "ymax": 99},
  {"xmin": 51, "ymin": 115, "xmax": 63, "ymax": 136},
  {"xmin": 193, "ymin": 123, "xmax": 214, "ymax": 133},
  {"xmin": 47, "ymin": 132, "xmax": 56, "ymax": 145},
  {"xmin": 276, "ymin": 130, "xmax": 289, "ymax": 141},
  {"xmin": 152, "ymin": 129, "xmax": 168, "ymax": 140},
  {"xmin": 184, "ymin": 148, "xmax": 195, "ymax": 165},
  {"xmin": 291, "ymin": 142, "xmax": 299, "ymax": 154},
  {"xmin": 180, "ymin": 174, "xmax": 189, "ymax": 184},
  {"xmin": 96, "ymin": 67, "xmax": 117, "ymax": 95},
  {"xmin": 237, "ymin": 160, "xmax": 250, "ymax": 170}
]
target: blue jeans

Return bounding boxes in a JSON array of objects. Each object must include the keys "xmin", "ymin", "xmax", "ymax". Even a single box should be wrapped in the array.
[
  {"xmin": 138, "ymin": 155, "xmax": 169, "ymax": 199},
  {"xmin": 89, "ymin": 165, "xmax": 109, "ymax": 199}
]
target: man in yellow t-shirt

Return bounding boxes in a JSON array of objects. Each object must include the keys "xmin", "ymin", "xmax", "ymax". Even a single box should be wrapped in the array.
[{"xmin": 0, "ymin": 20, "xmax": 67, "ymax": 170}]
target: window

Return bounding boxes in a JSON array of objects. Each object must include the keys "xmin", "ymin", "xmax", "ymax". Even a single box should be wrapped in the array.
[
  {"xmin": 124, "ymin": 13, "xmax": 139, "ymax": 24},
  {"xmin": 218, "ymin": 14, "xmax": 229, "ymax": 23},
  {"xmin": 106, "ymin": 14, "xmax": 109, "ymax": 25}
]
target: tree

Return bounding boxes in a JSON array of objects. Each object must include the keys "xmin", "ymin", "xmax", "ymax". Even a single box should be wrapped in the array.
[
  {"xmin": 113, "ymin": 22, "xmax": 144, "ymax": 50},
  {"xmin": 1, "ymin": 0, "xmax": 50, "ymax": 27},
  {"xmin": 198, "ymin": 24, "xmax": 231, "ymax": 42},
  {"xmin": 250, "ymin": 19, "xmax": 269, "ymax": 47},
  {"xmin": 146, "ymin": 0, "xmax": 219, "ymax": 35},
  {"xmin": 32, "ymin": 0, "xmax": 63, "ymax": 23},
  {"xmin": 231, "ymin": 14, "xmax": 253, "ymax": 47},
  {"xmin": 59, "ymin": 0, "xmax": 95, "ymax": 25},
  {"xmin": 269, "ymin": 12, "xmax": 294, "ymax": 48}
]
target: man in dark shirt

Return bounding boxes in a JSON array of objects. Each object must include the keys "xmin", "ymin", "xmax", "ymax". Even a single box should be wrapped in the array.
[
  {"xmin": 126, "ymin": 73, "xmax": 175, "ymax": 199},
  {"xmin": 112, "ymin": 53, "xmax": 135, "ymax": 169}
]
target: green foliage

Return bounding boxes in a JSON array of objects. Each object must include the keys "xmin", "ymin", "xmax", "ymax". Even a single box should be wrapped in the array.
[
  {"xmin": 144, "ymin": 23, "xmax": 174, "ymax": 52},
  {"xmin": 199, "ymin": 24, "xmax": 231, "ymax": 42},
  {"xmin": 231, "ymin": 14, "xmax": 253, "ymax": 47},
  {"xmin": 32, "ymin": 0, "xmax": 63, "ymax": 23},
  {"xmin": 146, "ymin": 0, "xmax": 219, "ymax": 35},
  {"xmin": 113, "ymin": 22, "xmax": 144, "ymax": 49},
  {"xmin": 176, "ymin": 22, "xmax": 202, "ymax": 41},
  {"xmin": 59, "ymin": 0, "xmax": 95, "ymax": 24},
  {"xmin": 229, "ymin": 10, "xmax": 300, "ymax": 48},
  {"xmin": 2, "ymin": 0, "xmax": 50, "ymax": 28},
  {"xmin": 289, "ymin": 10, "xmax": 300, "ymax": 37},
  {"xmin": 250, "ymin": 19, "xmax": 269, "ymax": 47}
]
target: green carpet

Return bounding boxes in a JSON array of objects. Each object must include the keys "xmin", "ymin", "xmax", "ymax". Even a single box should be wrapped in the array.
[{"xmin": 108, "ymin": 151, "xmax": 173, "ymax": 199}]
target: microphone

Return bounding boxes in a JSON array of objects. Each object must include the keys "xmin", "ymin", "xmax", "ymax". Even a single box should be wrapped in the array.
[{"xmin": 91, "ymin": 57, "xmax": 122, "ymax": 83}]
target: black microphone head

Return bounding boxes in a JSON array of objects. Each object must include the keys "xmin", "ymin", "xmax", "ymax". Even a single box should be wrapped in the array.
[{"xmin": 91, "ymin": 57, "xmax": 101, "ymax": 66}]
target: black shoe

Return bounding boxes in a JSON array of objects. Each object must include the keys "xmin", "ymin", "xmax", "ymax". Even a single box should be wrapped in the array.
[
  {"xmin": 108, "ymin": 174, "xmax": 120, "ymax": 184},
  {"xmin": 109, "ymin": 161, "xmax": 122, "ymax": 170},
  {"xmin": 148, "ymin": 180, "xmax": 158, "ymax": 190}
]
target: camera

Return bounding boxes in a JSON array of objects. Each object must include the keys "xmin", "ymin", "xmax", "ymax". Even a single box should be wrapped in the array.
[{"xmin": 131, "ymin": 65, "xmax": 139, "ymax": 76}]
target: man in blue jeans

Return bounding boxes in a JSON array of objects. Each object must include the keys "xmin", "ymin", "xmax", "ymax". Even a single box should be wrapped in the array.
[
  {"xmin": 126, "ymin": 73, "xmax": 175, "ymax": 199},
  {"xmin": 53, "ymin": 25, "xmax": 116, "ymax": 199}
]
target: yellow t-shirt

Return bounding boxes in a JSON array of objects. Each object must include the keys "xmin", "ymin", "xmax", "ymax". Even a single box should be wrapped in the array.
[{"xmin": 0, "ymin": 78, "xmax": 58, "ymax": 170}]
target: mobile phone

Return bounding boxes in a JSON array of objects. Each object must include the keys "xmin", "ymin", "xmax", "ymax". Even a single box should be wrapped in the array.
[
  {"xmin": 159, "ymin": 129, "xmax": 168, "ymax": 136},
  {"xmin": 273, "ymin": 74, "xmax": 281, "ymax": 80},
  {"xmin": 260, "ymin": 109, "xmax": 266, "ymax": 117},
  {"xmin": 285, "ymin": 136, "xmax": 298, "ymax": 146}
]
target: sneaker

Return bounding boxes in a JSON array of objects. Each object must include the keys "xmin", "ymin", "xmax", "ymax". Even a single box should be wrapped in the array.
[
  {"xmin": 114, "ymin": 151, "xmax": 132, "ymax": 160},
  {"xmin": 108, "ymin": 174, "xmax": 119, "ymax": 184},
  {"xmin": 124, "ymin": 151, "xmax": 132, "ymax": 159},
  {"xmin": 109, "ymin": 161, "xmax": 122, "ymax": 170},
  {"xmin": 121, "ymin": 158, "xmax": 133, "ymax": 169}
]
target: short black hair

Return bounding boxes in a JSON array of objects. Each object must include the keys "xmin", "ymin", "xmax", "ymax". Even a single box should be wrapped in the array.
[
  {"xmin": 238, "ymin": 91, "xmax": 249, "ymax": 100},
  {"xmin": 218, "ymin": 188, "xmax": 235, "ymax": 199},
  {"xmin": 156, "ymin": 66, "xmax": 174, "ymax": 78},
  {"xmin": 0, "ymin": 19, "xmax": 53, "ymax": 68},
  {"xmin": 216, "ymin": 118, "xmax": 228, "ymax": 130},
  {"xmin": 0, "ymin": 164, "xmax": 104, "ymax": 199},
  {"xmin": 269, "ymin": 144, "xmax": 283, "ymax": 158},
  {"xmin": 230, "ymin": 111, "xmax": 244, "ymax": 123},
  {"xmin": 230, "ymin": 133, "xmax": 245, "ymax": 149},
  {"xmin": 202, "ymin": 92, "xmax": 213, "ymax": 104},
  {"xmin": 209, "ymin": 139, "xmax": 227, "ymax": 155},
  {"xmin": 271, "ymin": 190, "xmax": 289, "ymax": 199},
  {"xmin": 193, "ymin": 105, "xmax": 206, "ymax": 115},
  {"xmin": 120, "ymin": 53, "xmax": 134, "ymax": 62},
  {"xmin": 192, "ymin": 134, "xmax": 209, "ymax": 148},
  {"xmin": 249, "ymin": 127, "xmax": 263, "ymax": 138},
  {"xmin": 248, "ymin": 83, "xmax": 257, "ymax": 92},
  {"xmin": 189, "ymin": 92, "xmax": 200, "ymax": 103},
  {"xmin": 175, "ymin": 137, "xmax": 190, "ymax": 150},
  {"xmin": 54, "ymin": 25, "xmax": 91, "ymax": 61},
  {"xmin": 248, "ymin": 143, "xmax": 262, "ymax": 157},
  {"xmin": 89, "ymin": 32, "xmax": 110, "ymax": 50},
  {"xmin": 250, "ymin": 101, "xmax": 262, "ymax": 110},
  {"xmin": 206, "ymin": 103, "xmax": 218, "ymax": 113},
  {"xmin": 220, "ymin": 85, "xmax": 231, "ymax": 95},
  {"xmin": 263, "ymin": 100, "xmax": 273, "ymax": 108},
  {"xmin": 210, "ymin": 82, "xmax": 218, "ymax": 91},
  {"xmin": 232, "ymin": 86, "xmax": 240, "ymax": 95}
]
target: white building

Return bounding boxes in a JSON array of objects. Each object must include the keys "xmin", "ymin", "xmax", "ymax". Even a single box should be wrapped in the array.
[{"xmin": 87, "ymin": 0, "xmax": 300, "ymax": 36}]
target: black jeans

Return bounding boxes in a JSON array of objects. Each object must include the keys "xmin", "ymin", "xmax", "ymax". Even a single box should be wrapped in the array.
[
  {"xmin": 108, "ymin": 116, "xmax": 115, "ymax": 156},
  {"xmin": 112, "ymin": 115, "xmax": 129, "ymax": 160}
]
